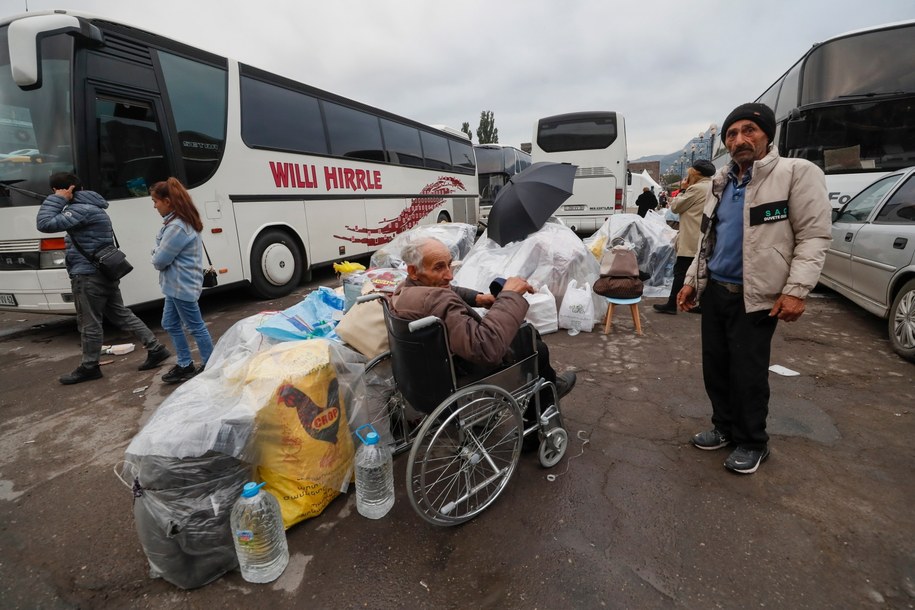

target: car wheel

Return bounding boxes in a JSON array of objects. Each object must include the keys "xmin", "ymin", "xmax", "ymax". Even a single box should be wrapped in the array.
[
  {"xmin": 248, "ymin": 228, "xmax": 304, "ymax": 299},
  {"xmin": 888, "ymin": 278, "xmax": 915, "ymax": 362}
]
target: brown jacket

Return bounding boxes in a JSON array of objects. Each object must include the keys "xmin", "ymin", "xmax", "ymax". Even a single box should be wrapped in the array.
[{"xmin": 391, "ymin": 278, "xmax": 528, "ymax": 367}]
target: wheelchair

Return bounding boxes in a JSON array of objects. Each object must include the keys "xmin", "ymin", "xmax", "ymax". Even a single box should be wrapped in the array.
[{"xmin": 358, "ymin": 294, "xmax": 569, "ymax": 526}]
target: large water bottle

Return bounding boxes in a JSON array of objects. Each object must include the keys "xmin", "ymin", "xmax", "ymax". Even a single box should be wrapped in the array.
[
  {"xmin": 230, "ymin": 482, "xmax": 289, "ymax": 583},
  {"xmin": 354, "ymin": 424, "xmax": 394, "ymax": 519}
]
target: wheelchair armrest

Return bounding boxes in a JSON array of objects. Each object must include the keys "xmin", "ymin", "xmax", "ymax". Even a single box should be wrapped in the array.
[
  {"xmin": 408, "ymin": 316, "xmax": 440, "ymax": 332},
  {"xmin": 356, "ymin": 293, "xmax": 383, "ymax": 304}
]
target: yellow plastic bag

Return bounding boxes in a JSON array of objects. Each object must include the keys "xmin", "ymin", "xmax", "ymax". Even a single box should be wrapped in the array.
[
  {"xmin": 332, "ymin": 260, "xmax": 366, "ymax": 275},
  {"xmin": 245, "ymin": 340, "xmax": 355, "ymax": 528}
]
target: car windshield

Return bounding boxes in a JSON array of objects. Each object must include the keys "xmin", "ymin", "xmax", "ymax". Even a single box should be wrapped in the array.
[
  {"xmin": 836, "ymin": 173, "xmax": 901, "ymax": 222},
  {"xmin": 0, "ymin": 26, "xmax": 76, "ymax": 208}
]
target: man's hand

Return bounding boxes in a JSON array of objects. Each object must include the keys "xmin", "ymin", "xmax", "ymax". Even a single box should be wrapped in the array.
[
  {"xmin": 475, "ymin": 293, "xmax": 496, "ymax": 308},
  {"xmin": 53, "ymin": 185, "xmax": 75, "ymax": 201},
  {"xmin": 502, "ymin": 276, "xmax": 534, "ymax": 295},
  {"xmin": 770, "ymin": 294, "xmax": 805, "ymax": 322},
  {"xmin": 677, "ymin": 285, "xmax": 697, "ymax": 312}
]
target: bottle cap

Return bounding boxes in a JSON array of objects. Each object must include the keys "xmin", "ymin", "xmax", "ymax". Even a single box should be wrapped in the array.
[
  {"xmin": 365, "ymin": 431, "xmax": 379, "ymax": 445},
  {"xmin": 241, "ymin": 481, "xmax": 266, "ymax": 498}
]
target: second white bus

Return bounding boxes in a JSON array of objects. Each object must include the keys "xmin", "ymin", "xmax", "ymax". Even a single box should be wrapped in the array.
[{"xmin": 530, "ymin": 111, "xmax": 627, "ymax": 233}]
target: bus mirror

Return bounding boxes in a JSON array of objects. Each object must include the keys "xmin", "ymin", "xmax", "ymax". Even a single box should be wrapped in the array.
[
  {"xmin": 785, "ymin": 115, "xmax": 807, "ymax": 150},
  {"xmin": 8, "ymin": 13, "xmax": 103, "ymax": 89}
]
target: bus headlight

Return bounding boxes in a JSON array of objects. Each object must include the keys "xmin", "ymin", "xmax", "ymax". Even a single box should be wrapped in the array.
[
  {"xmin": 40, "ymin": 250, "xmax": 67, "ymax": 268},
  {"xmin": 40, "ymin": 238, "xmax": 67, "ymax": 269}
]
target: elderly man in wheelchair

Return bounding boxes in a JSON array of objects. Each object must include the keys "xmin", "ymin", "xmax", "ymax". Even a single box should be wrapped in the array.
[{"xmin": 362, "ymin": 236, "xmax": 575, "ymax": 526}]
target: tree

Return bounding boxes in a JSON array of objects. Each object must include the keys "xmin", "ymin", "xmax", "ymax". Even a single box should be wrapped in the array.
[
  {"xmin": 461, "ymin": 122, "xmax": 473, "ymax": 142},
  {"xmin": 476, "ymin": 110, "xmax": 499, "ymax": 144}
]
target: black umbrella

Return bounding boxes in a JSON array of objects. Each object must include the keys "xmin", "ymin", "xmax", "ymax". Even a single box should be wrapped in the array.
[{"xmin": 486, "ymin": 161, "xmax": 577, "ymax": 246}]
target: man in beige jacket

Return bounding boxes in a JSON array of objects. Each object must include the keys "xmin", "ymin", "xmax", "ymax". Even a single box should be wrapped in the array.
[
  {"xmin": 654, "ymin": 159, "xmax": 715, "ymax": 314},
  {"xmin": 677, "ymin": 103, "xmax": 831, "ymax": 474}
]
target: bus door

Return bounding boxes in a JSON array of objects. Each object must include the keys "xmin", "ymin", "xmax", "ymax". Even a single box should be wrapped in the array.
[{"xmin": 84, "ymin": 87, "xmax": 176, "ymax": 304}]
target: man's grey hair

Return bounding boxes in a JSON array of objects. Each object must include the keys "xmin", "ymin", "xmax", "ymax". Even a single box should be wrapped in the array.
[{"xmin": 401, "ymin": 236, "xmax": 445, "ymax": 269}]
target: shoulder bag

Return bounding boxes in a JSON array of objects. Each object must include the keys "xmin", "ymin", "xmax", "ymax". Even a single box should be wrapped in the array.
[
  {"xmin": 202, "ymin": 240, "xmax": 218, "ymax": 288},
  {"xmin": 69, "ymin": 231, "xmax": 133, "ymax": 281}
]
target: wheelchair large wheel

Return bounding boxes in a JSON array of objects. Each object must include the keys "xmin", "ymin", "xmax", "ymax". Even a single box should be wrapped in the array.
[
  {"xmin": 361, "ymin": 354, "xmax": 424, "ymax": 456},
  {"xmin": 407, "ymin": 385, "xmax": 523, "ymax": 526}
]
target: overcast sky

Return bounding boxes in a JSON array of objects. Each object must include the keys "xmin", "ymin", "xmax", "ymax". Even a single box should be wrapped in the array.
[{"xmin": 2, "ymin": 0, "xmax": 914, "ymax": 159}]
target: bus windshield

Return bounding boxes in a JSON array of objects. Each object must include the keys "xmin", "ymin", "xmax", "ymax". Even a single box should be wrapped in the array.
[
  {"xmin": 0, "ymin": 27, "xmax": 75, "ymax": 207},
  {"xmin": 801, "ymin": 25, "xmax": 915, "ymax": 104},
  {"xmin": 786, "ymin": 96, "xmax": 915, "ymax": 174}
]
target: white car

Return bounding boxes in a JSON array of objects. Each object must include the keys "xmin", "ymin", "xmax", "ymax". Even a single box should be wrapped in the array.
[
  {"xmin": 819, "ymin": 166, "xmax": 915, "ymax": 362},
  {"xmin": 0, "ymin": 148, "xmax": 39, "ymax": 158}
]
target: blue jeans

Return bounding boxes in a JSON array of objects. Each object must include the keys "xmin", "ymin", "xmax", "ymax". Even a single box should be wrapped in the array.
[
  {"xmin": 72, "ymin": 273, "xmax": 159, "ymax": 366},
  {"xmin": 161, "ymin": 296, "xmax": 213, "ymax": 367}
]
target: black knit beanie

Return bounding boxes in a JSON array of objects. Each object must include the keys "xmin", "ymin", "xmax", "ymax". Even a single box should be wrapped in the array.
[
  {"xmin": 691, "ymin": 159, "xmax": 716, "ymax": 177},
  {"xmin": 721, "ymin": 103, "xmax": 775, "ymax": 142}
]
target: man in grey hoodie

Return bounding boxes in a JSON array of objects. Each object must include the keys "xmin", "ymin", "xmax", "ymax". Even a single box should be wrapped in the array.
[{"xmin": 37, "ymin": 173, "xmax": 170, "ymax": 385}]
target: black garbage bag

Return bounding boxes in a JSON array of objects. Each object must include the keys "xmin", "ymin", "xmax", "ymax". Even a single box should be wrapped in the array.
[{"xmin": 128, "ymin": 452, "xmax": 252, "ymax": 589}]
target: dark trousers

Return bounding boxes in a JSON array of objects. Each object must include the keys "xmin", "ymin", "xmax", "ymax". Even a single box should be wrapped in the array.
[
  {"xmin": 664, "ymin": 256, "xmax": 694, "ymax": 308},
  {"xmin": 700, "ymin": 282, "xmax": 778, "ymax": 450},
  {"xmin": 72, "ymin": 274, "xmax": 159, "ymax": 366}
]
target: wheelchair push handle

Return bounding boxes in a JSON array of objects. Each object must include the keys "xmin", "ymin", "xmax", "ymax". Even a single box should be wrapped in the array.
[{"xmin": 408, "ymin": 316, "xmax": 439, "ymax": 332}]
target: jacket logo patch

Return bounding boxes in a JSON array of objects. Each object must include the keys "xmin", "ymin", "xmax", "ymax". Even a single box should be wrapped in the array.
[{"xmin": 750, "ymin": 201, "xmax": 789, "ymax": 226}]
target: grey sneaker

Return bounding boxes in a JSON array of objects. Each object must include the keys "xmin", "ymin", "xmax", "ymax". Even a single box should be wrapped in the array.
[
  {"xmin": 724, "ymin": 446, "xmax": 770, "ymax": 474},
  {"xmin": 691, "ymin": 429, "xmax": 730, "ymax": 450}
]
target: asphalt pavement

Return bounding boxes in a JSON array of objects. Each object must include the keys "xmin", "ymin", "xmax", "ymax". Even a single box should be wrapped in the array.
[{"xmin": 0, "ymin": 267, "xmax": 913, "ymax": 609}]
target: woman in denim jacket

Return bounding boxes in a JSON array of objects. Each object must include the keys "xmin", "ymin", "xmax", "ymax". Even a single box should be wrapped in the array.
[{"xmin": 150, "ymin": 178, "xmax": 214, "ymax": 384}]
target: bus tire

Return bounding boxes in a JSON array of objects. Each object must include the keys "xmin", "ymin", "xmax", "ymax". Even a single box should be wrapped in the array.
[
  {"xmin": 249, "ymin": 228, "xmax": 305, "ymax": 300},
  {"xmin": 888, "ymin": 278, "xmax": 915, "ymax": 362},
  {"xmin": 437, "ymin": 211, "xmax": 450, "ymax": 223}
]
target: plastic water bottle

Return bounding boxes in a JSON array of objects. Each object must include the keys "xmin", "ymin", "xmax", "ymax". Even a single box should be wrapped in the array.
[
  {"xmin": 354, "ymin": 424, "xmax": 394, "ymax": 519},
  {"xmin": 567, "ymin": 320, "xmax": 580, "ymax": 336},
  {"xmin": 230, "ymin": 482, "xmax": 289, "ymax": 583}
]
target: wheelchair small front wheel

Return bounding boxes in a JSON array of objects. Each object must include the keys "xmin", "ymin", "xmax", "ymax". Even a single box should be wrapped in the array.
[
  {"xmin": 407, "ymin": 385, "xmax": 522, "ymax": 526},
  {"xmin": 539, "ymin": 427, "xmax": 568, "ymax": 468}
]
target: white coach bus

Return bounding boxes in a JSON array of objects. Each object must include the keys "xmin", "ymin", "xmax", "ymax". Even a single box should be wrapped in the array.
[
  {"xmin": 0, "ymin": 11, "xmax": 477, "ymax": 313},
  {"xmin": 712, "ymin": 20, "xmax": 915, "ymax": 208},
  {"xmin": 530, "ymin": 111, "xmax": 627, "ymax": 233}
]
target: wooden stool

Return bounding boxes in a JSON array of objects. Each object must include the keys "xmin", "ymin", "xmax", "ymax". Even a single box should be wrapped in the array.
[{"xmin": 603, "ymin": 297, "xmax": 642, "ymax": 335}]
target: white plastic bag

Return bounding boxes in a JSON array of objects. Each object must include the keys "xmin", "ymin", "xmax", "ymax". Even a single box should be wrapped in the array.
[
  {"xmin": 558, "ymin": 279, "xmax": 594, "ymax": 334},
  {"xmin": 524, "ymin": 285, "xmax": 558, "ymax": 335}
]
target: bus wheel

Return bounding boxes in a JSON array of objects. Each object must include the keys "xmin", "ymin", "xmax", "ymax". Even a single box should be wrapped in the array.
[
  {"xmin": 437, "ymin": 211, "xmax": 451, "ymax": 223},
  {"xmin": 249, "ymin": 229, "xmax": 304, "ymax": 299}
]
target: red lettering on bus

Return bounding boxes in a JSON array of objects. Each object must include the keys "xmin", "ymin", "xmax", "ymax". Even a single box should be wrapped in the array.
[
  {"xmin": 355, "ymin": 169, "xmax": 368, "ymax": 191},
  {"xmin": 269, "ymin": 161, "xmax": 290, "ymax": 187},
  {"xmin": 343, "ymin": 168, "xmax": 356, "ymax": 191},
  {"xmin": 294, "ymin": 164, "xmax": 317, "ymax": 188},
  {"xmin": 324, "ymin": 166, "xmax": 339, "ymax": 190},
  {"xmin": 372, "ymin": 170, "xmax": 382, "ymax": 189}
]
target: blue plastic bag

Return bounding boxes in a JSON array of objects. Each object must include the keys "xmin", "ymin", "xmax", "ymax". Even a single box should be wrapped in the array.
[{"xmin": 256, "ymin": 287, "xmax": 345, "ymax": 341}]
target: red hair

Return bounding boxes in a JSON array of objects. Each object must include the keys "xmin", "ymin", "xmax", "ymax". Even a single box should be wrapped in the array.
[{"xmin": 150, "ymin": 177, "xmax": 203, "ymax": 232}]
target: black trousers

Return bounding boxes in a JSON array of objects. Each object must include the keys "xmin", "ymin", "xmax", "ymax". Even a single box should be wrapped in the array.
[
  {"xmin": 700, "ymin": 282, "xmax": 778, "ymax": 450},
  {"xmin": 664, "ymin": 256, "xmax": 694, "ymax": 308}
]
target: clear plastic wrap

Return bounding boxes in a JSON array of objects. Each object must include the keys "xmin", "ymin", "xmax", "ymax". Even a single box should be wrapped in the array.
[
  {"xmin": 123, "ymin": 315, "xmax": 377, "ymax": 584},
  {"xmin": 369, "ymin": 222, "xmax": 478, "ymax": 269},
  {"xmin": 583, "ymin": 211, "xmax": 678, "ymax": 297},
  {"xmin": 454, "ymin": 221, "xmax": 606, "ymax": 322}
]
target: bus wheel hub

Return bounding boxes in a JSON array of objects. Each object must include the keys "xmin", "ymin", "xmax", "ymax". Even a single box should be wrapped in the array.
[{"xmin": 261, "ymin": 243, "xmax": 295, "ymax": 286}]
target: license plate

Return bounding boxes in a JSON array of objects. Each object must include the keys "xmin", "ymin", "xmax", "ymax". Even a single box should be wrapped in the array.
[
  {"xmin": 0, "ymin": 293, "xmax": 17, "ymax": 306},
  {"xmin": 564, "ymin": 204, "xmax": 585, "ymax": 211}
]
